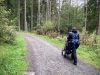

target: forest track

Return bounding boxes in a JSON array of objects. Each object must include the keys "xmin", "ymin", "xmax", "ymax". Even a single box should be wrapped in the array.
[{"xmin": 21, "ymin": 34, "xmax": 100, "ymax": 75}]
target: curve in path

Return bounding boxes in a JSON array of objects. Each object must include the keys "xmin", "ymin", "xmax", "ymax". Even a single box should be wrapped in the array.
[{"xmin": 21, "ymin": 34, "xmax": 100, "ymax": 75}]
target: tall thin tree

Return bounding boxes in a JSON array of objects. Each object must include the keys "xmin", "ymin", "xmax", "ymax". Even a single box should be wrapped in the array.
[
  {"xmin": 31, "ymin": 0, "xmax": 33, "ymax": 31},
  {"xmin": 24, "ymin": 0, "xmax": 27, "ymax": 31},
  {"xmin": 84, "ymin": 0, "xmax": 88, "ymax": 31},
  {"xmin": 97, "ymin": 0, "xmax": 100, "ymax": 35},
  {"xmin": 47, "ymin": 0, "xmax": 50, "ymax": 20},
  {"xmin": 18, "ymin": 0, "xmax": 20, "ymax": 31},
  {"xmin": 38, "ymin": 0, "xmax": 40, "ymax": 25},
  {"xmin": 69, "ymin": 0, "xmax": 71, "ymax": 28},
  {"xmin": 50, "ymin": 0, "xmax": 51, "ymax": 21},
  {"xmin": 58, "ymin": 0, "xmax": 60, "ymax": 32}
]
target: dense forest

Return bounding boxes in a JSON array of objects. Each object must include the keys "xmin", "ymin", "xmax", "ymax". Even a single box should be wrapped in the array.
[
  {"xmin": 0, "ymin": 0, "xmax": 100, "ymax": 35},
  {"xmin": 0, "ymin": 0, "xmax": 100, "ymax": 74},
  {"xmin": 1, "ymin": 0, "xmax": 100, "ymax": 44}
]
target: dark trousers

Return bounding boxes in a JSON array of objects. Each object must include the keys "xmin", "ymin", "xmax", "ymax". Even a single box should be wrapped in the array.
[{"xmin": 71, "ymin": 48, "xmax": 77, "ymax": 64}]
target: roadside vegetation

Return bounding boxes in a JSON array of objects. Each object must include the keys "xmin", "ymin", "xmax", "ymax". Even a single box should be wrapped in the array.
[
  {"xmin": 0, "ymin": 35, "xmax": 27, "ymax": 75},
  {"xmin": 0, "ymin": 5, "xmax": 27, "ymax": 75}
]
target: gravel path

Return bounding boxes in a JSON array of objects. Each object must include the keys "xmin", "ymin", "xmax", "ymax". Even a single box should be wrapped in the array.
[{"xmin": 21, "ymin": 34, "xmax": 100, "ymax": 75}]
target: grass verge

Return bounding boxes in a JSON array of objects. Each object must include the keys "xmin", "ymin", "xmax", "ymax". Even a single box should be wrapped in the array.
[
  {"xmin": 32, "ymin": 33, "xmax": 100, "ymax": 69},
  {"xmin": 77, "ymin": 45, "xmax": 100, "ymax": 69},
  {"xmin": 0, "ymin": 35, "xmax": 27, "ymax": 75}
]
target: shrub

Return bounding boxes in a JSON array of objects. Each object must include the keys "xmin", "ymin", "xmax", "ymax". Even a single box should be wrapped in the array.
[
  {"xmin": 0, "ymin": 35, "xmax": 27, "ymax": 75},
  {"xmin": 0, "ymin": 25, "xmax": 16, "ymax": 44},
  {"xmin": 49, "ymin": 32, "xmax": 58, "ymax": 38},
  {"xmin": 0, "ymin": 6, "xmax": 16, "ymax": 44},
  {"xmin": 80, "ymin": 28, "xmax": 100, "ymax": 59},
  {"xmin": 41, "ymin": 21, "xmax": 55, "ymax": 32},
  {"xmin": 33, "ymin": 24, "xmax": 41, "ymax": 30},
  {"xmin": 36, "ymin": 29, "xmax": 43, "ymax": 35}
]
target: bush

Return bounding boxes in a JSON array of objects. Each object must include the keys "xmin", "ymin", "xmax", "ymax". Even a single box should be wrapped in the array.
[
  {"xmin": 0, "ymin": 6, "xmax": 16, "ymax": 44},
  {"xmin": 33, "ymin": 24, "xmax": 41, "ymax": 30},
  {"xmin": 41, "ymin": 21, "xmax": 55, "ymax": 32},
  {"xmin": 93, "ymin": 35, "xmax": 100, "ymax": 58},
  {"xmin": 0, "ymin": 35, "xmax": 27, "ymax": 75},
  {"xmin": 36, "ymin": 29, "xmax": 43, "ymax": 35},
  {"xmin": 49, "ymin": 32, "xmax": 58, "ymax": 38},
  {"xmin": 0, "ymin": 25, "xmax": 16, "ymax": 44},
  {"xmin": 80, "ymin": 28, "xmax": 100, "ymax": 60}
]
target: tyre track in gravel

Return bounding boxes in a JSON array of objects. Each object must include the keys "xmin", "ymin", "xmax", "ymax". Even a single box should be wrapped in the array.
[{"xmin": 21, "ymin": 34, "xmax": 100, "ymax": 75}]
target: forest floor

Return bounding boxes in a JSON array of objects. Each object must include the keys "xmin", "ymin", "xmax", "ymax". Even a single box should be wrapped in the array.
[{"xmin": 21, "ymin": 34, "xmax": 100, "ymax": 75}]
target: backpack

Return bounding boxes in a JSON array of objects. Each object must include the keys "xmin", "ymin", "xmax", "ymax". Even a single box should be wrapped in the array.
[{"xmin": 72, "ymin": 33, "xmax": 80, "ymax": 49}]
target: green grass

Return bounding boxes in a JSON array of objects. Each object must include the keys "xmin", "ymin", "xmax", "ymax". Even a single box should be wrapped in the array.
[
  {"xmin": 31, "ymin": 33, "xmax": 100, "ymax": 69},
  {"xmin": 77, "ymin": 45, "xmax": 100, "ymax": 69},
  {"xmin": 0, "ymin": 35, "xmax": 27, "ymax": 75}
]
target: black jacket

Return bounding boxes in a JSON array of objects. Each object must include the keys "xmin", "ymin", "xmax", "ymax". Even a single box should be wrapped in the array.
[
  {"xmin": 67, "ymin": 29, "xmax": 80, "ymax": 49},
  {"xmin": 67, "ymin": 29, "xmax": 79, "ymax": 41}
]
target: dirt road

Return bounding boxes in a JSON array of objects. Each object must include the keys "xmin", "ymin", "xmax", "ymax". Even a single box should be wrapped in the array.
[{"xmin": 21, "ymin": 34, "xmax": 100, "ymax": 75}]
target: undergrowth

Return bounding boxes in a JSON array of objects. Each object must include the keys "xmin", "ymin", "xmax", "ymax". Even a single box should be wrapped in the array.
[
  {"xmin": 0, "ymin": 35, "xmax": 27, "ymax": 75},
  {"xmin": 77, "ymin": 45, "xmax": 100, "ymax": 69}
]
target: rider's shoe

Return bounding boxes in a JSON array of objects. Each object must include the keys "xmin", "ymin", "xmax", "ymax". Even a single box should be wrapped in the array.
[{"xmin": 73, "ymin": 63, "xmax": 77, "ymax": 65}]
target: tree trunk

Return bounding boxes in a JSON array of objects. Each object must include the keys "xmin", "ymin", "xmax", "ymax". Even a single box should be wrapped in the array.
[
  {"xmin": 18, "ymin": 0, "xmax": 20, "ymax": 31},
  {"xmin": 31, "ymin": 0, "xmax": 33, "ymax": 31},
  {"xmin": 68, "ymin": 0, "xmax": 71, "ymax": 28},
  {"xmin": 97, "ymin": 7, "xmax": 100, "ymax": 35},
  {"xmin": 47, "ymin": 0, "xmax": 50, "ymax": 20},
  {"xmin": 49, "ymin": 0, "xmax": 51, "ymax": 21},
  {"xmin": 24, "ymin": 0, "xmax": 27, "ymax": 31},
  {"xmin": 20, "ymin": 0, "xmax": 24, "ymax": 30},
  {"xmin": 84, "ymin": 0, "xmax": 88, "ymax": 31},
  {"xmin": 58, "ymin": 0, "xmax": 60, "ymax": 32},
  {"xmin": 38, "ymin": 0, "xmax": 40, "ymax": 25},
  {"xmin": 46, "ymin": 11, "xmax": 47, "ymax": 21}
]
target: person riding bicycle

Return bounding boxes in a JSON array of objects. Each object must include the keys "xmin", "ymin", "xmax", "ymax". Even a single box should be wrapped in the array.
[{"xmin": 64, "ymin": 27, "xmax": 80, "ymax": 65}]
